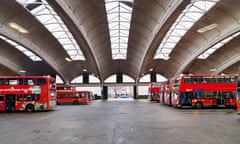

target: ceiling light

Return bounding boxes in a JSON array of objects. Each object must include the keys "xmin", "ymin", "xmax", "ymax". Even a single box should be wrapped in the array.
[
  {"xmin": 8, "ymin": 22, "xmax": 29, "ymax": 34},
  {"xmin": 83, "ymin": 69, "xmax": 87, "ymax": 72},
  {"xmin": 149, "ymin": 68, "xmax": 153, "ymax": 71},
  {"xmin": 163, "ymin": 56, "xmax": 170, "ymax": 60},
  {"xmin": 197, "ymin": 23, "xmax": 218, "ymax": 33},
  {"xmin": 210, "ymin": 68, "xmax": 216, "ymax": 72},
  {"xmin": 65, "ymin": 57, "xmax": 72, "ymax": 62},
  {"xmin": 19, "ymin": 70, "xmax": 26, "ymax": 73}
]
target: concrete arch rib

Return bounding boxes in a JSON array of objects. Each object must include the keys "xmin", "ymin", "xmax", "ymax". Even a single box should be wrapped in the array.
[
  {"xmin": 54, "ymin": 0, "xmax": 101, "ymax": 78},
  {"xmin": 0, "ymin": 28, "xmax": 67, "ymax": 81},
  {"xmin": 0, "ymin": 57, "xmax": 23, "ymax": 75},
  {"xmin": 175, "ymin": 24, "xmax": 240, "ymax": 75},
  {"xmin": 137, "ymin": 0, "xmax": 186, "ymax": 77},
  {"xmin": 214, "ymin": 55, "xmax": 240, "ymax": 74}
]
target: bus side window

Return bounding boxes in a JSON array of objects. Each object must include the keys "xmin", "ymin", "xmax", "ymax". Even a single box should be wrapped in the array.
[
  {"xmin": 17, "ymin": 94, "xmax": 24, "ymax": 101},
  {"xmin": 36, "ymin": 78, "xmax": 46, "ymax": 85},
  {"xmin": 8, "ymin": 79, "xmax": 18, "ymax": 85},
  {"xmin": 0, "ymin": 94, "xmax": 4, "ymax": 101},
  {"xmin": 199, "ymin": 76, "xmax": 204, "ymax": 83},
  {"xmin": 19, "ymin": 79, "xmax": 24, "ymax": 85},
  {"xmin": 0, "ymin": 79, "xmax": 5, "ymax": 85},
  {"xmin": 231, "ymin": 76, "xmax": 237, "ymax": 83},
  {"xmin": 26, "ymin": 79, "xmax": 34, "ymax": 85},
  {"xmin": 35, "ymin": 94, "xmax": 40, "ymax": 101},
  {"xmin": 25, "ymin": 94, "xmax": 34, "ymax": 101}
]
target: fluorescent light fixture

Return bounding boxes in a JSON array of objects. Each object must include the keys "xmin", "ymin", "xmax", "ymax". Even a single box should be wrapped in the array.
[
  {"xmin": 197, "ymin": 23, "xmax": 218, "ymax": 33},
  {"xmin": 83, "ymin": 69, "xmax": 87, "ymax": 72},
  {"xmin": 8, "ymin": 22, "xmax": 29, "ymax": 34},
  {"xmin": 19, "ymin": 70, "xmax": 26, "ymax": 73},
  {"xmin": 210, "ymin": 68, "xmax": 216, "ymax": 71},
  {"xmin": 163, "ymin": 56, "xmax": 170, "ymax": 60},
  {"xmin": 65, "ymin": 57, "xmax": 72, "ymax": 62}
]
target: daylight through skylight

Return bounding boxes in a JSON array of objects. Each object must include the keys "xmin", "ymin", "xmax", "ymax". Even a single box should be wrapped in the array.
[
  {"xmin": 105, "ymin": 0, "xmax": 133, "ymax": 60},
  {"xmin": 16, "ymin": 0, "xmax": 85, "ymax": 61},
  {"xmin": 198, "ymin": 32, "xmax": 240, "ymax": 59},
  {"xmin": 154, "ymin": 0, "xmax": 219, "ymax": 60},
  {"xmin": 0, "ymin": 35, "xmax": 42, "ymax": 61}
]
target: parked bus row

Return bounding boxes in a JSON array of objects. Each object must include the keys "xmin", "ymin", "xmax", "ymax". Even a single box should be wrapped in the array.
[
  {"xmin": 149, "ymin": 74, "xmax": 238, "ymax": 109},
  {"xmin": 56, "ymin": 85, "xmax": 92, "ymax": 105},
  {"xmin": 0, "ymin": 76, "xmax": 94, "ymax": 112}
]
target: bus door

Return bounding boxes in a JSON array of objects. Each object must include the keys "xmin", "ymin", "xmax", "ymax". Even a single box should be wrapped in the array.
[
  {"xmin": 216, "ymin": 92, "xmax": 225, "ymax": 106},
  {"xmin": 0, "ymin": 94, "xmax": 5, "ymax": 111},
  {"xmin": 180, "ymin": 92, "xmax": 192, "ymax": 106},
  {"xmin": 5, "ymin": 94, "xmax": 16, "ymax": 111}
]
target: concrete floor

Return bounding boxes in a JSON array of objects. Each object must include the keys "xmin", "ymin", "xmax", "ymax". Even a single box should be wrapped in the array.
[{"xmin": 0, "ymin": 100, "xmax": 240, "ymax": 144}]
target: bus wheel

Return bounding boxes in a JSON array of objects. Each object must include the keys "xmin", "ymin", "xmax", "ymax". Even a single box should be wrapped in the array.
[
  {"xmin": 26, "ymin": 104, "xmax": 35, "ymax": 112},
  {"xmin": 73, "ymin": 101, "xmax": 78, "ymax": 105},
  {"xmin": 195, "ymin": 102, "xmax": 203, "ymax": 109}
]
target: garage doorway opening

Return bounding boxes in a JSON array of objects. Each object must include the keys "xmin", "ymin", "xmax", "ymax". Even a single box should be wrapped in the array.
[{"xmin": 108, "ymin": 85, "xmax": 134, "ymax": 101}]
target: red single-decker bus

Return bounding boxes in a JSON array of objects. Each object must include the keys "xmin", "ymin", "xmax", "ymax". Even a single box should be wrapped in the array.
[{"xmin": 56, "ymin": 85, "xmax": 91, "ymax": 104}]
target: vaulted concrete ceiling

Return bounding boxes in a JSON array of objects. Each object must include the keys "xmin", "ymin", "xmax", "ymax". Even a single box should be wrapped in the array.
[{"xmin": 0, "ymin": 0, "xmax": 239, "ymax": 83}]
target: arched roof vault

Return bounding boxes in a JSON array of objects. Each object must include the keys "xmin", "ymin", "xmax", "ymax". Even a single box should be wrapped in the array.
[{"xmin": 0, "ymin": 0, "xmax": 240, "ymax": 82}]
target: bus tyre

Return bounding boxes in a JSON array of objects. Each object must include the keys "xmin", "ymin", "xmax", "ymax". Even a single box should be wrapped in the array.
[
  {"xmin": 195, "ymin": 102, "xmax": 203, "ymax": 109},
  {"xmin": 73, "ymin": 101, "xmax": 78, "ymax": 105},
  {"xmin": 26, "ymin": 104, "xmax": 35, "ymax": 112}
]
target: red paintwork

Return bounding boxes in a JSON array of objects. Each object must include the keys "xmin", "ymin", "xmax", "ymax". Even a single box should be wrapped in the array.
[
  {"xmin": 171, "ymin": 74, "xmax": 237, "ymax": 108},
  {"xmin": 148, "ymin": 82, "xmax": 160, "ymax": 102},
  {"xmin": 56, "ymin": 86, "xmax": 92, "ymax": 104},
  {"xmin": 0, "ymin": 76, "xmax": 56, "ymax": 111}
]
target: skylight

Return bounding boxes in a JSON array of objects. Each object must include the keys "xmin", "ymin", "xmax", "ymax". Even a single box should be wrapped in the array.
[
  {"xmin": 198, "ymin": 31, "xmax": 240, "ymax": 59},
  {"xmin": 105, "ymin": 0, "xmax": 134, "ymax": 60},
  {"xmin": 16, "ymin": 0, "xmax": 85, "ymax": 61},
  {"xmin": 154, "ymin": 0, "xmax": 219, "ymax": 60},
  {"xmin": 0, "ymin": 35, "xmax": 42, "ymax": 61}
]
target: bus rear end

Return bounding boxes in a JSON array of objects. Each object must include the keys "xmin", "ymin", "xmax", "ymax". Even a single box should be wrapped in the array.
[
  {"xmin": 56, "ymin": 85, "xmax": 76, "ymax": 104},
  {"xmin": 148, "ymin": 82, "xmax": 160, "ymax": 102},
  {"xmin": 76, "ymin": 91, "xmax": 89, "ymax": 104}
]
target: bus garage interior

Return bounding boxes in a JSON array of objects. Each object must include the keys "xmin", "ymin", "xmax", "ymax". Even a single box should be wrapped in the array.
[{"xmin": 1, "ymin": 0, "xmax": 240, "ymax": 144}]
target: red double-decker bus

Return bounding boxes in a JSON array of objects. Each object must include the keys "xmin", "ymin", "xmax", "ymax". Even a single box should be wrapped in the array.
[
  {"xmin": 237, "ymin": 71, "xmax": 240, "ymax": 114},
  {"xmin": 0, "ymin": 76, "xmax": 56, "ymax": 112},
  {"xmin": 162, "ymin": 79, "xmax": 173, "ymax": 105},
  {"xmin": 148, "ymin": 82, "xmax": 160, "ymax": 102},
  {"xmin": 171, "ymin": 74, "xmax": 237, "ymax": 108},
  {"xmin": 56, "ymin": 85, "xmax": 90, "ymax": 104},
  {"xmin": 159, "ymin": 81, "xmax": 166, "ymax": 103}
]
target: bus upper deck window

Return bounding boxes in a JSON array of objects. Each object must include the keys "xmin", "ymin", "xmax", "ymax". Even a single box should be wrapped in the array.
[
  {"xmin": 36, "ymin": 78, "xmax": 46, "ymax": 85},
  {"xmin": 27, "ymin": 79, "xmax": 34, "ymax": 85},
  {"xmin": 0, "ymin": 94, "xmax": 3, "ymax": 101},
  {"xmin": 0, "ymin": 79, "xmax": 5, "ymax": 85},
  {"xmin": 8, "ymin": 79, "xmax": 18, "ymax": 85}
]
